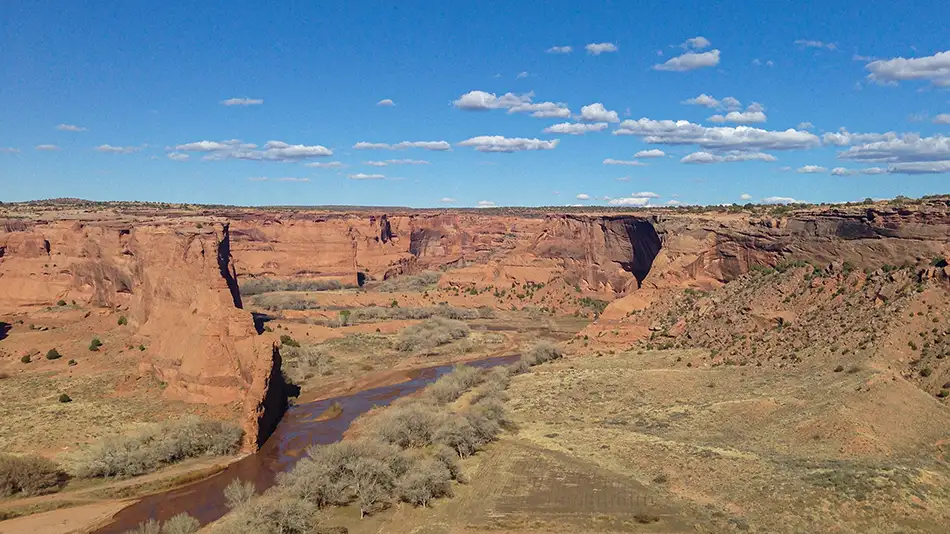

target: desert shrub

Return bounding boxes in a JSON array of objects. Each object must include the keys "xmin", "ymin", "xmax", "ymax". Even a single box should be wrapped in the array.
[
  {"xmin": 252, "ymin": 293, "xmax": 321, "ymax": 311},
  {"xmin": 921, "ymin": 367, "xmax": 933, "ymax": 377},
  {"xmin": 56, "ymin": 299, "xmax": 67, "ymax": 306},
  {"xmin": 426, "ymin": 365, "xmax": 484, "ymax": 404},
  {"xmin": 281, "ymin": 345, "xmax": 334, "ymax": 383},
  {"xmin": 224, "ymin": 478, "xmax": 257, "ymax": 510},
  {"xmin": 432, "ymin": 445, "xmax": 464, "ymax": 481},
  {"xmin": 347, "ymin": 303, "xmax": 486, "ymax": 324},
  {"xmin": 338, "ymin": 309, "xmax": 351, "ymax": 326},
  {"xmin": 216, "ymin": 494, "xmax": 319, "ymax": 534},
  {"xmin": 240, "ymin": 278, "xmax": 344, "ymax": 296},
  {"xmin": 46, "ymin": 348, "xmax": 62, "ymax": 360},
  {"xmin": 369, "ymin": 400, "xmax": 447, "ymax": 449},
  {"xmin": 523, "ymin": 341, "xmax": 562, "ymax": 366},
  {"xmin": 58, "ymin": 393, "xmax": 72, "ymax": 403},
  {"xmin": 396, "ymin": 456, "xmax": 452, "ymax": 507},
  {"xmin": 395, "ymin": 318, "xmax": 469, "ymax": 352},
  {"xmin": 117, "ymin": 315, "xmax": 128, "ymax": 326},
  {"xmin": 89, "ymin": 338, "xmax": 103, "ymax": 351},
  {"xmin": 70, "ymin": 417, "xmax": 243, "ymax": 478},
  {"xmin": 21, "ymin": 354, "xmax": 31, "ymax": 363},
  {"xmin": 375, "ymin": 271, "xmax": 441, "ymax": 293},
  {"xmin": 159, "ymin": 513, "xmax": 200, "ymax": 534},
  {"xmin": 124, "ymin": 519, "xmax": 161, "ymax": 534},
  {"xmin": 434, "ymin": 416, "xmax": 480, "ymax": 458},
  {"xmin": 279, "ymin": 334, "xmax": 300, "ymax": 348},
  {"xmin": 0, "ymin": 454, "xmax": 67, "ymax": 497},
  {"xmin": 68, "ymin": 359, "xmax": 77, "ymax": 366}
]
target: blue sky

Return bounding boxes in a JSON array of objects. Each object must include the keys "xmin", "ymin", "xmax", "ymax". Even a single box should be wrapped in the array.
[{"xmin": 2, "ymin": 0, "xmax": 949, "ymax": 208}]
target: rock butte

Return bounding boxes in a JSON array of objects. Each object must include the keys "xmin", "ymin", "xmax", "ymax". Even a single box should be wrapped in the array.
[{"xmin": 2, "ymin": 199, "xmax": 949, "ymax": 447}]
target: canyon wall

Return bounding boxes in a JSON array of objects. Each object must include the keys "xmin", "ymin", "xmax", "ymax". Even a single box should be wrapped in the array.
[{"xmin": 0, "ymin": 218, "xmax": 285, "ymax": 450}]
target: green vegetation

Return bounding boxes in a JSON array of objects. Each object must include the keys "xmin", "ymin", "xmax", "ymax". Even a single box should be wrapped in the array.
[
  {"xmin": 117, "ymin": 315, "xmax": 128, "ymax": 326},
  {"xmin": 46, "ymin": 348, "xmax": 62, "ymax": 360},
  {"xmin": 58, "ymin": 393, "xmax": 72, "ymax": 403},
  {"xmin": 89, "ymin": 337, "xmax": 103, "ymax": 351},
  {"xmin": 578, "ymin": 297, "xmax": 609, "ymax": 316},
  {"xmin": 69, "ymin": 417, "xmax": 242, "ymax": 478},
  {"xmin": 395, "ymin": 318, "xmax": 470, "ymax": 352},
  {"xmin": 375, "ymin": 271, "xmax": 441, "ymax": 293},
  {"xmin": 0, "ymin": 454, "xmax": 67, "ymax": 497},
  {"xmin": 279, "ymin": 334, "xmax": 300, "ymax": 348},
  {"xmin": 56, "ymin": 299, "xmax": 67, "ymax": 306},
  {"xmin": 20, "ymin": 354, "xmax": 31, "ymax": 364}
]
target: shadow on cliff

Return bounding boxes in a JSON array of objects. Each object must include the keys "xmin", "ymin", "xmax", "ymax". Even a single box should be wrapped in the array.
[
  {"xmin": 619, "ymin": 219, "xmax": 662, "ymax": 288},
  {"xmin": 0, "ymin": 322, "xmax": 10, "ymax": 341}
]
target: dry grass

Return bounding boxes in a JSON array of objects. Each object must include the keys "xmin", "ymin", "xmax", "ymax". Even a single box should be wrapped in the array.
[
  {"xmin": 395, "ymin": 317, "xmax": 470, "ymax": 353},
  {"xmin": 69, "ymin": 416, "xmax": 242, "ymax": 478},
  {"xmin": 240, "ymin": 278, "xmax": 345, "ymax": 296},
  {"xmin": 374, "ymin": 271, "xmax": 441, "ymax": 293}
]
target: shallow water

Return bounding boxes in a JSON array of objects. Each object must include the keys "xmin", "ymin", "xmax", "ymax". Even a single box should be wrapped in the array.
[{"xmin": 92, "ymin": 354, "xmax": 519, "ymax": 533}]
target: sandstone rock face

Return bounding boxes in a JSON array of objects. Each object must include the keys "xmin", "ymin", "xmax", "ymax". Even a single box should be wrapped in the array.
[{"xmin": 0, "ymin": 219, "xmax": 285, "ymax": 451}]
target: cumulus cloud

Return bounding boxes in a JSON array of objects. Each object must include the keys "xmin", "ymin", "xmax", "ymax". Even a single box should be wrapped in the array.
[
  {"xmin": 376, "ymin": 98, "xmax": 395, "ymax": 106},
  {"xmin": 797, "ymin": 122, "xmax": 815, "ymax": 130},
  {"xmin": 94, "ymin": 144, "xmax": 141, "ymax": 154},
  {"xmin": 56, "ymin": 124, "xmax": 87, "ymax": 132},
  {"xmin": 477, "ymin": 200, "xmax": 496, "ymax": 207},
  {"xmin": 797, "ymin": 165, "xmax": 827, "ymax": 173},
  {"xmin": 634, "ymin": 149, "xmax": 666, "ymax": 158},
  {"xmin": 347, "ymin": 173, "xmax": 385, "ymax": 180},
  {"xmin": 614, "ymin": 118, "xmax": 819, "ymax": 151},
  {"xmin": 680, "ymin": 151, "xmax": 776, "ymax": 164},
  {"xmin": 865, "ymin": 50, "xmax": 950, "ymax": 86},
  {"xmin": 654, "ymin": 49, "xmax": 720, "ymax": 71},
  {"xmin": 305, "ymin": 161, "xmax": 345, "ymax": 168},
  {"xmin": 173, "ymin": 139, "xmax": 332, "ymax": 161},
  {"xmin": 603, "ymin": 158, "xmax": 647, "ymax": 166},
  {"xmin": 862, "ymin": 167, "xmax": 887, "ymax": 174},
  {"xmin": 794, "ymin": 40, "xmax": 837, "ymax": 50},
  {"xmin": 585, "ymin": 42, "xmax": 618, "ymax": 55},
  {"xmin": 453, "ymin": 90, "xmax": 533, "ymax": 110},
  {"xmin": 221, "ymin": 97, "xmax": 264, "ymax": 106},
  {"xmin": 353, "ymin": 141, "xmax": 450, "ymax": 151},
  {"xmin": 888, "ymin": 161, "xmax": 950, "ymax": 174},
  {"xmin": 740, "ymin": 193, "xmax": 752, "ymax": 200},
  {"xmin": 683, "ymin": 94, "xmax": 721, "ymax": 108},
  {"xmin": 517, "ymin": 71, "xmax": 529, "ymax": 78},
  {"xmin": 579, "ymin": 103, "xmax": 619, "ymax": 123},
  {"xmin": 680, "ymin": 36, "xmax": 711, "ymax": 50},
  {"xmin": 543, "ymin": 122, "xmax": 608, "ymax": 135},
  {"xmin": 822, "ymin": 128, "xmax": 898, "ymax": 146},
  {"xmin": 608, "ymin": 197, "xmax": 649, "ymax": 206},
  {"xmin": 509, "ymin": 102, "xmax": 571, "ymax": 118},
  {"xmin": 836, "ymin": 134, "xmax": 950, "ymax": 163},
  {"xmin": 631, "ymin": 191, "xmax": 660, "ymax": 198},
  {"xmin": 167, "ymin": 152, "xmax": 189, "ymax": 161},
  {"xmin": 457, "ymin": 136, "xmax": 559, "ymax": 153},
  {"xmin": 363, "ymin": 158, "xmax": 429, "ymax": 166},
  {"xmin": 762, "ymin": 196, "xmax": 799, "ymax": 204},
  {"xmin": 576, "ymin": 193, "xmax": 590, "ymax": 200},
  {"xmin": 546, "ymin": 45, "xmax": 573, "ymax": 54},
  {"xmin": 35, "ymin": 144, "xmax": 59, "ymax": 151},
  {"xmin": 934, "ymin": 114, "xmax": 950, "ymax": 124},
  {"xmin": 440, "ymin": 197, "xmax": 457, "ymax": 203},
  {"xmin": 708, "ymin": 110, "xmax": 767, "ymax": 124},
  {"xmin": 831, "ymin": 167, "xmax": 856, "ymax": 176}
]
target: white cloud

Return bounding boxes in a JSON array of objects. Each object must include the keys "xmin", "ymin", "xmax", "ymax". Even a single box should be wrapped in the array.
[
  {"xmin": 934, "ymin": 114, "xmax": 950, "ymax": 124},
  {"xmin": 634, "ymin": 149, "xmax": 666, "ymax": 158},
  {"xmin": 797, "ymin": 165, "xmax": 827, "ymax": 173},
  {"xmin": 376, "ymin": 98, "xmax": 395, "ymax": 107},
  {"xmin": 543, "ymin": 122, "xmax": 608, "ymax": 135},
  {"xmin": 680, "ymin": 36, "xmax": 711, "ymax": 50},
  {"xmin": 746, "ymin": 102, "xmax": 765, "ymax": 113},
  {"xmin": 353, "ymin": 141, "xmax": 450, "ymax": 151},
  {"xmin": 615, "ymin": 176, "xmax": 631, "ymax": 182},
  {"xmin": 683, "ymin": 94, "xmax": 721, "ymax": 108},
  {"xmin": 822, "ymin": 128, "xmax": 898, "ymax": 146},
  {"xmin": 579, "ymin": 103, "xmax": 619, "ymax": 123},
  {"xmin": 608, "ymin": 197, "xmax": 650, "ymax": 206},
  {"xmin": 762, "ymin": 196, "xmax": 799, "ymax": 204},
  {"xmin": 94, "ymin": 144, "xmax": 141, "ymax": 154},
  {"xmin": 56, "ymin": 124, "xmax": 87, "ymax": 132},
  {"xmin": 457, "ymin": 136, "xmax": 559, "ymax": 153},
  {"xmin": 797, "ymin": 122, "xmax": 815, "ymax": 130},
  {"xmin": 576, "ymin": 193, "xmax": 590, "ymax": 200},
  {"xmin": 861, "ymin": 167, "xmax": 887, "ymax": 175},
  {"xmin": 585, "ymin": 42, "xmax": 618, "ymax": 55},
  {"xmin": 35, "ymin": 144, "xmax": 59, "ymax": 151},
  {"xmin": 837, "ymin": 134, "xmax": 950, "ymax": 164},
  {"xmin": 173, "ymin": 139, "xmax": 332, "ymax": 161},
  {"xmin": 0, "ymin": 147, "xmax": 21, "ymax": 154},
  {"xmin": 888, "ymin": 161, "xmax": 950, "ymax": 174},
  {"xmin": 740, "ymin": 193, "xmax": 752, "ymax": 200},
  {"xmin": 477, "ymin": 200, "xmax": 496, "ymax": 207},
  {"xmin": 305, "ymin": 161, "xmax": 345, "ymax": 168},
  {"xmin": 681, "ymin": 151, "xmax": 776, "ymax": 164},
  {"xmin": 348, "ymin": 173, "xmax": 385, "ymax": 180},
  {"xmin": 720, "ymin": 97, "xmax": 741, "ymax": 110},
  {"xmin": 221, "ymin": 97, "xmax": 264, "ymax": 106},
  {"xmin": 247, "ymin": 177, "xmax": 269, "ymax": 182},
  {"xmin": 546, "ymin": 45, "xmax": 573, "ymax": 54},
  {"xmin": 794, "ymin": 40, "xmax": 837, "ymax": 50},
  {"xmin": 603, "ymin": 158, "xmax": 647, "ymax": 166},
  {"xmin": 614, "ymin": 118, "xmax": 819, "ymax": 151},
  {"xmin": 508, "ymin": 102, "xmax": 571, "ymax": 118},
  {"xmin": 831, "ymin": 167, "xmax": 856, "ymax": 176},
  {"xmin": 654, "ymin": 50, "xmax": 720, "ymax": 72},
  {"xmin": 631, "ymin": 191, "xmax": 660, "ymax": 198},
  {"xmin": 363, "ymin": 158, "xmax": 429, "ymax": 166},
  {"xmin": 440, "ymin": 197, "xmax": 457, "ymax": 203},
  {"xmin": 167, "ymin": 152, "xmax": 189, "ymax": 161},
  {"xmin": 865, "ymin": 50, "xmax": 950, "ymax": 86},
  {"xmin": 708, "ymin": 110, "xmax": 767, "ymax": 124},
  {"xmin": 517, "ymin": 71, "xmax": 529, "ymax": 78},
  {"xmin": 453, "ymin": 90, "xmax": 533, "ymax": 110}
]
